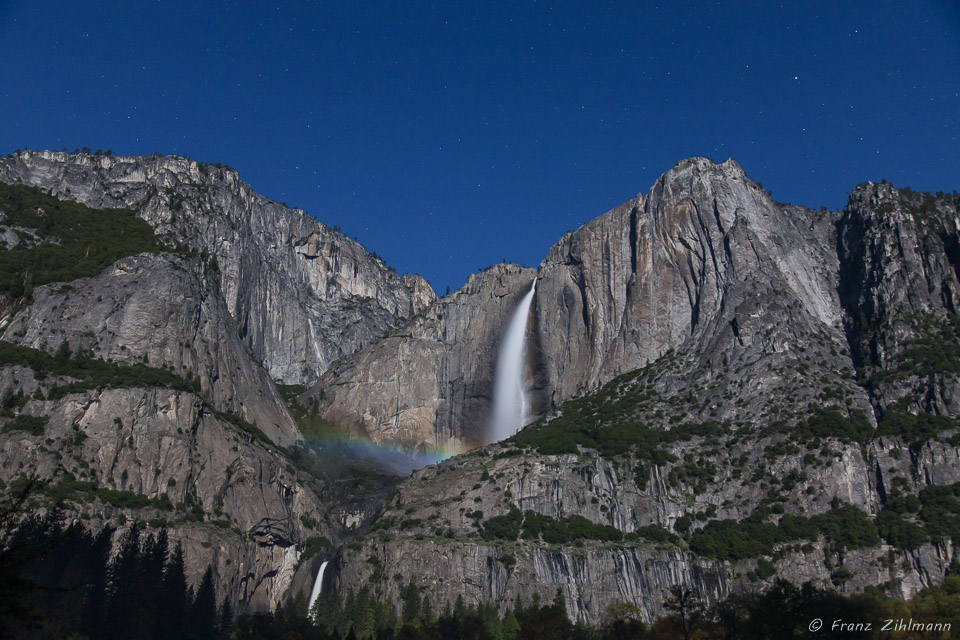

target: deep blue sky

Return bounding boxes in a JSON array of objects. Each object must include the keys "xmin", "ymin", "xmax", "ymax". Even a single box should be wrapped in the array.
[{"xmin": 2, "ymin": 2, "xmax": 958, "ymax": 294}]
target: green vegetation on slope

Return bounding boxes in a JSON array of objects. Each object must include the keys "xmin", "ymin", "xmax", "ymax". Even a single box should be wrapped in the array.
[
  {"xmin": 0, "ymin": 182, "xmax": 169, "ymax": 298},
  {"xmin": 763, "ymin": 407, "xmax": 875, "ymax": 445},
  {"xmin": 691, "ymin": 485, "xmax": 960, "ymax": 561},
  {"xmin": 866, "ymin": 313, "xmax": 960, "ymax": 385},
  {"xmin": 8, "ymin": 472, "xmax": 174, "ymax": 511},
  {"xmin": 0, "ymin": 341, "xmax": 279, "ymax": 448},
  {"xmin": 0, "ymin": 341, "xmax": 201, "ymax": 399},
  {"xmin": 213, "ymin": 410, "xmax": 272, "ymax": 446},
  {"xmin": 2, "ymin": 414, "xmax": 48, "ymax": 435},
  {"xmin": 877, "ymin": 400, "xmax": 959, "ymax": 445},
  {"xmin": 481, "ymin": 508, "xmax": 624, "ymax": 544},
  {"xmin": 507, "ymin": 369, "xmax": 723, "ymax": 461},
  {"xmin": 916, "ymin": 482, "xmax": 960, "ymax": 544},
  {"xmin": 689, "ymin": 503, "xmax": 879, "ymax": 561},
  {"xmin": 278, "ymin": 383, "xmax": 347, "ymax": 441}
]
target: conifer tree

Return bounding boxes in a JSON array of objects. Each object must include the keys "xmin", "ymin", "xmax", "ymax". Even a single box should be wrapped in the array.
[
  {"xmin": 79, "ymin": 527, "xmax": 114, "ymax": 639},
  {"xmin": 420, "ymin": 593, "xmax": 434, "ymax": 626},
  {"xmin": 158, "ymin": 542, "xmax": 189, "ymax": 640},
  {"xmin": 502, "ymin": 609, "xmax": 520, "ymax": 640},
  {"xmin": 190, "ymin": 566, "xmax": 217, "ymax": 640},
  {"xmin": 552, "ymin": 587, "xmax": 567, "ymax": 618},
  {"xmin": 216, "ymin": 595, "xmax": 233, "ymax": 636},
  {"xmin": 512, "ymin": 593, "xmax": 524, "ymax": 618},
  {"xmin": 105, "ymin": 523, "xmax": 143, "ymax": 640},
  {"xmin": 401, "ymin": 579, "xmax": 420, "ymax": 624}
]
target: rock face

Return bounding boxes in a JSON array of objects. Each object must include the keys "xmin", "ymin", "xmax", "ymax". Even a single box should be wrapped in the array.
[
  {"xmin": 0, "ymin": 150, "xmax": 435, "ymax": 385},
  {"xmin": 309, "ymin": 264, "xmax": 538, "ymax": 451},
  {"xmin": 329, "ymin": 160, "xmax": 960, "ymax": 624},
  {"xmin": 535, "ymin": 158, "xmax": 842, "ymax": 403},
  {"xmin": 334, "ymin": 439, "xmax": 959, "ymax": 625},
  {"xmin": 0, "ymin": 372, "xmax": 332, "ymax": 611},
  {"xmin": 837, "ymin": 181, "xmax": 960, "ymax": 416},
  {"xmin": 0, "ymin": 150, "xmax": 433, "ymax": 612},
  {"xmin": 315, "ymin": 158, "xmax": 850, "ymax": 448},
  {"xmin": 3, "ymin": 151, "xmax": 959, "ymax": 626},
  {"xmin": 3, "ymin": 253, "xmax": 299, "ymax": 445}
]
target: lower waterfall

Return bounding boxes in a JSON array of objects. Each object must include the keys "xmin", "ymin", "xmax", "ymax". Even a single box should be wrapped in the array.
[{"xmin": 307, "ymin": 560, "xmax": 328, "ymax": 620}]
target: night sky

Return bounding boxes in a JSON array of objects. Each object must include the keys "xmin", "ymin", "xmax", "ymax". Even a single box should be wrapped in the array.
[{"xmin": 2, "ymin": 2, "xmax": 958, "ymax": 295}]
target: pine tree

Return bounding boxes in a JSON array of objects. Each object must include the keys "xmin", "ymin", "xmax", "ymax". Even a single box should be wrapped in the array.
[
  {"xmin": 289, "ymin": 590, "xmax": 309, "ymax": 619},
  {"xmin": 190, "ymin": 566, "xmax": 217, "ymax": 640},
  {"xmin": 105, "ymin": 522, "xmax": 143, "ymax": 640},
  {"xmin": 479, "ymin": 601, "xmax": 502, "ymax": 640},
  {"xmin": 132, "ymin": 529, "xmax": 168, "ymax": 634},
  {"xmin": 158, "ymin": 542, "xmax": 189, "ymax": 640},
  {"xmin": 502, "ymin": 609, "xmax": 520, "ymax": 640},
  {"xmin": 79, "ymin": 527, "xmax": 114, "ymax": 639},
  {"xmin": 355, "ymin": 585, "xmax": 376, "ymax": 638},
  {"xmin": 216, "ymin": 595, "xmax": 233, "ymax": 636},
  {"xmin": 552, "ymin": 587, "xmax": 567, "ymax": 618},
  {"xmin": 401, "ymin": 579, "xmax": 420, "ymax": 624},
  {"xmin": 453, "ymin": 593, "xmax": 466, "ymax": 620},
  {"xmin": 343, "ymin": 587, "xmax": 358, "ymax": 636},
  {"xmin": 420, "ymin": 593, "xmax": 434, "ymax": 626},
  {"xmin": 512, "ymin": 593, "xmax": 524, "ymax": 618}
]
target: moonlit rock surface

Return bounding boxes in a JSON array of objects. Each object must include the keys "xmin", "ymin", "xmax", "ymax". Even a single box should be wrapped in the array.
[
  {"xmin": 0, "ymin": 150, "xmax": 436, "ymax": 385},
  {"xmin": 489, "ymin": 278, "xmax": 536, "ymax": 442}
]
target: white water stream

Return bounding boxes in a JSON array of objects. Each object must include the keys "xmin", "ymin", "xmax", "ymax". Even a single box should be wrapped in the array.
[
  {"xmin": 306, "ymin": 560, "xmax": 328, "ymax": 620},
  {"xmin": 489, "ymin": 278, "xmax": 537, "ymax": 442}
]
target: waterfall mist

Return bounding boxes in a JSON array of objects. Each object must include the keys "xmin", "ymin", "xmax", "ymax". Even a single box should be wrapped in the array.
[{"xmin": 489, "ymin": 278, "xmax": 537, "ymax": 443}]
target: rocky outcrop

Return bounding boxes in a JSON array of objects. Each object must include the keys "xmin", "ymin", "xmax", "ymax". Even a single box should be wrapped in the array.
[
  {"xmin": 535, "ymin": 158, "xmax": 842, "ymax": 402},
  {"xmin": 0, "ymin": 151, "xmax": 435, "ymax": 384},
  {"xmin": 336, "ymin": 538, "xmax": 729, "ymax": 625},
  {"xmin": 315, "ymin": 158, "xmax": 854, "ymax": 449},
  {"xmin": 309, "ymin": 264, "xmax": 537, "ymax": 450},
  {"xmin": 0, "ymin": 150, "xmax": 431, "ymax": 612},
  {"xmin": 4, "ymin": 151, "xmax": 959, "ymax": 626},
  {"xmin": 0, "ymin": 374, "xmax": 332, "ymax": 611},
  {"xmin": 329, "ymin": 162, "xmax": 960, "ymax": 624},
  {"xmin": 837, "ymin": 181, "xmax": 960, "ymax": 416},
  {"xmin": 334, "ymin": 430, "xmax": 960, "ymax": 626},
  {"xmin": 2, "ymin": 253, "xmax": 299, "ymax": 445}
]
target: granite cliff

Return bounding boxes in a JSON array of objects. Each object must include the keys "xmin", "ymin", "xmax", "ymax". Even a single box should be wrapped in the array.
[
  {"xmin": 2, "ymin": 151, "xmax": 958, "ymax": 627},
  {"xmin": 0, "ymin": 150, "xmax": 435, "ymax": 385},
  {"xmin": 310, "ymin": 264, "xmax": 539, "ymax": 452},
  {"xmin": 0, "ymin": 150, "xmax": 433, "ymax": 612},
  {"xmin": 326, "ymin": 159, "xmax": 960, "ymax": 625},
  {"xmin": 310, "ymin": 158, "xmax": 847, "ymax": 449}
]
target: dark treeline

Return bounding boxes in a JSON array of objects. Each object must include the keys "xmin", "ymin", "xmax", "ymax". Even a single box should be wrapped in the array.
[
  {"xmin": 238, "ymin": 577, "xmax": 959, "ymax": 640},
  {"xmin": 0, "ymin": 510, "xmax": 227, "ymax": 640},
  {"xmin": 2, "ymin": 506, "xmax": 958, "ymax": 639}
]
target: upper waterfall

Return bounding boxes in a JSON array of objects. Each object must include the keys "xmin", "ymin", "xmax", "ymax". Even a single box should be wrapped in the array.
[{"xmin": 488, "ymin": 278, "xmax": 537, "ymax": 443}]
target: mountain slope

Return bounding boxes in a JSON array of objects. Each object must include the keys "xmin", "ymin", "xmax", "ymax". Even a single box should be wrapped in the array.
[
  {"xmin": 0, "ymin": 151, "xmax": 431, "ymax": 613},
  {"xmin": 330, "ymin": 160, "xmax": 960, "ymax": 624},
  {"xmin": 2, "ymin": 151, "xmax": 958, "ymax": 627},
  {"xmin": 0, "ymin": 150, "xmax": 436, "ymax": 385},
  {"xmin": 312, "ymin": 158, "xmax": 850, "ymax": 450}
]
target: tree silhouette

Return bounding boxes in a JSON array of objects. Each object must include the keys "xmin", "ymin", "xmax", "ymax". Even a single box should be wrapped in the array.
[{"xmin": 665, "ymin": 585, "xmax": 701, "ymax": 640}]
